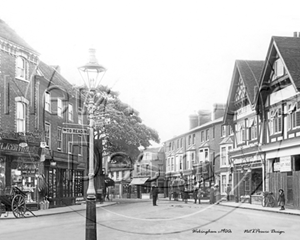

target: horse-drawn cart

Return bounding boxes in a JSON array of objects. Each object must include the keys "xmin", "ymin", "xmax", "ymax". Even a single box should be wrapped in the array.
[{"xmin": 0, "ymin": 186, "xmax": 36, "ymax": 218}]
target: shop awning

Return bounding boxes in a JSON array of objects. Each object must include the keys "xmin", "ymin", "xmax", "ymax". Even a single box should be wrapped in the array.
[{"xmin": 129, "ymin": 177, "xmax": 149, "ymax": 185}]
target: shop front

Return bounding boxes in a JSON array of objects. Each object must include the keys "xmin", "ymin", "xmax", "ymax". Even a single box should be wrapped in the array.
[
  {"xmin": 266, "ymin": 147, "xmax": 300, "ymax": 209},
  {"xmin": 232, "ymin": 154, "xmax": 264, "ymax": 204},
  {"xmin": 0, "ymin": 140, "xmax": 41, "ymax": 210},
  {"xmin": 41, "ymin": 150, "xmax": 85, "ymax": 208},
  {"xmin": 195, "ymin": 162, "xmax": 214, "ymax": 198}
]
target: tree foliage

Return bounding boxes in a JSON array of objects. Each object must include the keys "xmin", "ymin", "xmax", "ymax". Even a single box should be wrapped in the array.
[{"xmin": 83, "ymin": 85, "xmax": 160, "ymax": 161}]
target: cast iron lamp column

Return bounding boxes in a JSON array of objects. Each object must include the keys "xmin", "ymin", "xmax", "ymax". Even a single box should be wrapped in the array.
[{"xmin": 79, "ymin": 49, "xmax": 106, "ymax": 240}]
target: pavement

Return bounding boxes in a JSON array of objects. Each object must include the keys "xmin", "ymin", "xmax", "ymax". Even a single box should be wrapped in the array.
[
  {"xmin": 0, "ymin": 201, "xmax": 116, "ymax": 220},
  {"xmin": 163, "ymin": 197, "xmax": 300, "ymax": 216},
  {"xmin": 1, "ymin": 197, "xmax": 300, "ymax": 220}
]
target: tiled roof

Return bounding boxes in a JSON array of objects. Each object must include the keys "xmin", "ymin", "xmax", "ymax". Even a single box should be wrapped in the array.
[
  {"xmin": 0, "ymin": 19, "xmax": 38, "ymax": 54},
  {"xmin": 236, "ymin": 60, "xmax": 264, "ymax": 104},
  {"xmin": 38, "ymin": 61, "xmax": 75, "ymax": 94},
  {"xmin": 224, "ymin": 60, "xmax": 263, "ymax": 125},
  {"xmin": 273, "ymin": 36, "xmax": 300, "ymax": 90}
]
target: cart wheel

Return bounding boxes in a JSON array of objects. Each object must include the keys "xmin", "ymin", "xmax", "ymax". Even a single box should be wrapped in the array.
[{"xmin": 11, "ymin": 194, "xmax": 26, "ymax": 218}]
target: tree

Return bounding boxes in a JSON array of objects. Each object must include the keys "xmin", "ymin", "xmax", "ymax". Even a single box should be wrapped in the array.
[{"xmin": 82, "ymin": 85, "xmax": 160, "ymax": 162}]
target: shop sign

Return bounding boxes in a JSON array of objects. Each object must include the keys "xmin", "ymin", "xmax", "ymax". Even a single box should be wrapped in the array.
[
  {"xmin": 75, "ymin": 197, "xmax": 85, "ymax": 204},
  {"xmin": 62, "ymin": 128, "xmax": 88, "ymax": 135},
  {"xmin": 280, "ymin": 156, "xmax": 292, "ymax": 172},
  {"xmin": 0, "ymin": 142, "xmax": 39, "ymax": 154}
]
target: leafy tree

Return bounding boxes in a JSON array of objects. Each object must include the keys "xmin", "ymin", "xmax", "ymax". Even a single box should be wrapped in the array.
[{"xmin": 82, "ymin": 85, "xmax": 160, "ymax": 162}]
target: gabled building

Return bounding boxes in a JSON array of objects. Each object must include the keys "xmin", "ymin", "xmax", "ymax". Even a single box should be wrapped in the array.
[
  {"xmin": 255, "ymin": 35, "xmax": 300, "ymax": 209},
  {"xmin": 224, "ymin": 60, "xmax": 264, "ymax": 203}
]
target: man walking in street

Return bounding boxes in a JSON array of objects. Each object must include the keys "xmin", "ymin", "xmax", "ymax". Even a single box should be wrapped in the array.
[
  {"xmin": 226, "ymin": 184, "xmax": 231, "ymax": 201},
  {"xmin": 152, "ymin": 183, "xmax": 159, "ymax": 206}
]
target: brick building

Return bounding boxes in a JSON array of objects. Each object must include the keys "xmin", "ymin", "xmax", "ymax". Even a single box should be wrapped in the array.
[{"xmin": 0, "ymin": 19, "xmax": 87, "ymax": 208}]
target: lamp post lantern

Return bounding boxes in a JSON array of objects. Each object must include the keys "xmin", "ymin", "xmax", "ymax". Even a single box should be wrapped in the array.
[{"xmin": 79, "ymin": 48, "xmax": 106, "ymax": 240}]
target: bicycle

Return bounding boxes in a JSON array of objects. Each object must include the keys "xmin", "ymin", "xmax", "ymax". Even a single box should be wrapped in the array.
[{"xmin": 262, "ymin": 191, "xmax": 275, "ymax": 207}]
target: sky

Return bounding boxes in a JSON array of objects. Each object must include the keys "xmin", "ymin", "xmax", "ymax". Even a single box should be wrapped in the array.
[{"xmin": 1, "ymin": 0, "xmax": 300, "ymax": 144}]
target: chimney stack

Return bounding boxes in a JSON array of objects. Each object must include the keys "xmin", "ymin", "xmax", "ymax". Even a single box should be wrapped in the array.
[
  {"xmin": 212, "ymin": 103, "xmax": 226, "ymax": 120},
  {"xmin": 189, "ymin": 114, "xmax": 199, "ymax": 130},
  {"xmin": 198, "ymin": 110, "xmax": 211, "ymax": 126}
]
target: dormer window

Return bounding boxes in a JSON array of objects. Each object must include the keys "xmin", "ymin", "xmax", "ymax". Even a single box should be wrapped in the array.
[
  {"xmin": 16, "ymin": 56, "xmax": 28, "ymax": 80},
  {"xmin": 272, "ymin": 57, "xmax": 286, "ymax": 81}
]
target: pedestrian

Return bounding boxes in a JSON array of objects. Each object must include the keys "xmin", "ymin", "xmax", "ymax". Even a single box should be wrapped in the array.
[
  {"xmin": 106, "ymin": 188, "xmax": 110, "ymax": 201},
  {"xmin": 184, "ymin": 184, "xmax": 189, "ymax": 203},
  {"xmin": 214, "ymin": 184, "xmax": 220, "ymax": 204},
  {"xmin": 226, "ymin": 184, "xmax": 232, "ymax": 201},
  {"xmin": 209, "ymin": 186, "xmax": 215, "ymax": 204},
  {"xmin": 197, "ymin": 188, "xmax": 202, "ymax": 204},
  {"xmin": 152, "ymin": 184, "xmax": 159, "ymax": 206},
  {"xmin": 278, "ymin": 189, "xmax": 285, "ymax": 210},
  {"xmin": 193, "ymin": 183, "xmax": 198, "ymax": 204}
]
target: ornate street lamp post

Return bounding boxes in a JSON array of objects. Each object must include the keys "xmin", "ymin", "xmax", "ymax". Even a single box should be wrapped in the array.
[{"xmin": 78, "ymin": 48, "xmax": 106, "ymax": 240}]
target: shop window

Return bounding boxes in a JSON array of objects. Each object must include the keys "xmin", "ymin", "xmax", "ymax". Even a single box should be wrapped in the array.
[
  {"xmin": 221, "ymin": 175, "xmax": 227, "ymax": 194},
  {"xmin": 294, "ymin": 155, "xmax": 300, "ymax": 171},
  {"xmin": 47, "ymin": 168, "xmax": 56, "ymax": 200},
  {"xmin": 75, "ymin": 171, "xmax": 84, "ymax": 197},
  {"xmin": 0, "ymin": 158, "xmax": 5, "ymax": 193}
]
